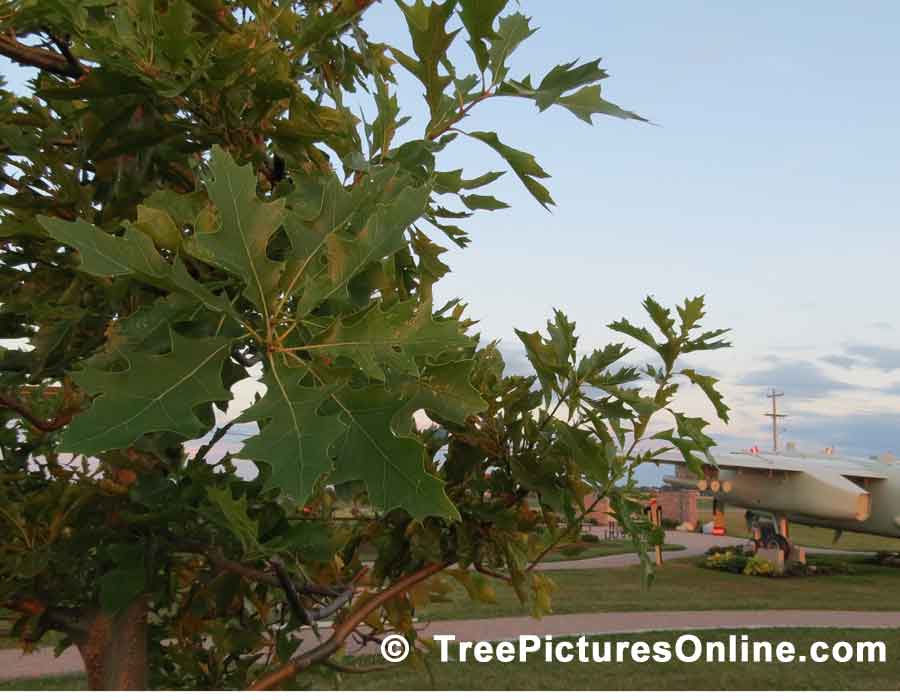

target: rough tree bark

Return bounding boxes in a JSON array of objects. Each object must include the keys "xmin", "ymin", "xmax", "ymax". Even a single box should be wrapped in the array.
[{"xmin": 75, "ymin": 597, "xmax": 149, "ymax": 691}]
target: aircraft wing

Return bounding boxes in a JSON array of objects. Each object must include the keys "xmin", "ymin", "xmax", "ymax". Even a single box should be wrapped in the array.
[
  {"xmin": 655, "ymin": 450, "xmax": 887, "ymax": 480},
  {"xmin": 657, "ymin": 449, "xmax": 881, "ymax": 521}
]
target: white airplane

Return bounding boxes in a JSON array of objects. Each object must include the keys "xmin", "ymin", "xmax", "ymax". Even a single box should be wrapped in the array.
[{"xmin": 658, "ymin": 446, "xmax": 900, "ymax": 553}]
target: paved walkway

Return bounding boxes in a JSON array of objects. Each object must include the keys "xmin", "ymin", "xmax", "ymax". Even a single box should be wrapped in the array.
[
  {"xmin": 537, "ymin": 531, "xmax": 748, "ymax": 570},
  {"xmin": 536, "ymin": 530, "xmax": 860, "ymax": 570},
  {"xmin": 0, "ymin": 532, "xmax": 875, "ymax": 681}
]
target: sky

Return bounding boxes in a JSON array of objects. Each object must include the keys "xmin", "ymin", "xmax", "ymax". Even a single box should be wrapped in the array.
[
  {"xmin": 363, "ymin": 0, "xmax": 900, "ymax": 460},
  {"xmin": 3, "ymin": 1, "xmax": 899, "ymax": 476}
]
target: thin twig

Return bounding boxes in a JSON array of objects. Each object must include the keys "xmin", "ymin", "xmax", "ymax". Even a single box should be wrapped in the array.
[
  {"xmin": 43, "ymin": 29, "xmax": 85, "ymax": 76},
  {"xmin": 525, "ymin": 492, "xmax": 606, "ymax": 573},
  {"xmin": 474, "ymin": 562, "xmax": 512, "ymax": 584},
  {"xmin": 249, "ymin": 561, "xmax": 449, "ymax": 690},
  {"xmin": 272, "ymin": 557, "xmax": 313, "ymax": 627},
  {"xmin": 192, "ymin": 418, "xmax": 238, "ymax": 464},
  {"xmin": 0, "ymin": 393, "xmax": 73, "ymax": 432}
]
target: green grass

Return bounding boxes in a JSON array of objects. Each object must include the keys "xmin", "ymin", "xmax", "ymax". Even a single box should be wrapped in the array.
[
  {"xmin": 421, "ymin": 554, "xmax": 900, "ymax": 621},
  {"xmin": 697, "ymin": 497, "xmax": 900, "ymax": 552},
  {"xmin": 320, "ymin": 628, "xmax": 900, "ymax": 691},
  {"xmin": 0, "ymin": 674, "xmax": 87, "ymax": 691},
  {"xmin": 5, "ymin": 629, "xmax": 897, "ymax": 691}
]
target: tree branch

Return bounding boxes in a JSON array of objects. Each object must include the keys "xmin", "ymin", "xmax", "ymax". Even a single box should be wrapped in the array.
[
  {"xmin": 525, "ymin": 492, "xmax": 606, "ymax": 573},
  {"xmin": 191, "ymin": 418, "xmax": 238, "ymax": 465},
  {"xmin": 44, "ymin": 29, "xmax": 85, "ymax": 77},
  {"xmin": 272, "ymin": 557, "xmax": 313, "ymax": 627},
  {"xmin": 474, "ymin": 562, "xmax": 512, "ymax": 584},
  {"xmin": 175, "ymin": 542, "xmax": 355, "ymax": 620},
  {"xmin": 249, "ymin": 561, "xmax": 449, "ymax": 691},
  {"xmin": 0, "ymin": 393, "xmax": 73, "ymax": 432},
  {"xmin": 0, "ymin": 33, "xmax": 84, "ymax": 79}
]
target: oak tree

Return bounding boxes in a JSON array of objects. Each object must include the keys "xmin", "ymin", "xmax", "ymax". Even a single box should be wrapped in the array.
[{"xmin": 0, "ymin": 0, "xmax": 729, "ymax": 690}]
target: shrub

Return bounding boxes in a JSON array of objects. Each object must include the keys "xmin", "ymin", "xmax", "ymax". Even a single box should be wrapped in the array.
[
  {"xmin": 743, "ymin": 555, "xmax": 776, "ymax": 576},
  {"xmin": 580, "ymin": 533, "xmax": 600, "ymax": 543},
  {"xmin": 705, "ymin": 545, "xmax": 745, "ymax": 557},
  {"xmin": 703, "ymin": 550, "xmax": 749, "ymax": 573},
  {"xmin": 558, "ymin": 543, "xmax": 589, "ymax": 558}
]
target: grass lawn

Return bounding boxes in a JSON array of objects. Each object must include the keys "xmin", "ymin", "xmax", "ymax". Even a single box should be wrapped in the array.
[
  {"xmin": 326, "ymin": 628, "xmax": 900, "ymax": 691},
  {"xmin": 420, "ymin": 554, "xmax": 900, "ymax": 621},
  {"xmin": 0, "ymin": 674, "xmax": 87, "ymax": 691},
  {"xmin": 4, "ymin": 628, "xmax": 898, "ymax": 691},
  {"xmin": 696, "ymin": 496, "xmax": 900, "ymax": 552}
]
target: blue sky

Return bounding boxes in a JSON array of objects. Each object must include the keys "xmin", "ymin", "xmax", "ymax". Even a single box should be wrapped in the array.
[
  {"xmin": 3, "ymin": 1, "xmax": 899, "ymax": 465},
  {"xmin": 362, "ymin": 0, "xmax": 900, "ymax": 458}
]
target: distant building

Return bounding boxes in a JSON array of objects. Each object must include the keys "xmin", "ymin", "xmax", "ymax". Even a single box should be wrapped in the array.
[
  {"xmin": 583, "ymin": 489, "xmax": 699, "ymax": 531},
  {"xmin": 582, "ymin": 494, "xmax": 613, "ymax": 526}
]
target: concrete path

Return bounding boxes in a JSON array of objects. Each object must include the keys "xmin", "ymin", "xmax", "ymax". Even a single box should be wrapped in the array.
[{"xmin": 537, "ymin": 531, "xmax": 748, "ymax": 570}]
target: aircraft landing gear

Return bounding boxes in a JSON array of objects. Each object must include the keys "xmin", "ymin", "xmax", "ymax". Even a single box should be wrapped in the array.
[
  {"xmin": 748, "ymin": 511, "xmax": 792, "ymax": 555},
  {"xmin": 758, "ymin": 526, "xmax": 791, "ymax": 555}
]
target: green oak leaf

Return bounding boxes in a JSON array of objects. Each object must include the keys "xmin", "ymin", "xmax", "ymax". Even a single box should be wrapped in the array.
[
  {"xmin": 86, "ymin": 294, "xmax": 201, "ymax": 369},
  {"xmin": 681, "ymin": 369, "xmax": 730, "ymax": 423},
  {"xmin": 39, "ymin": 216, "xmax": 170, "ymax": 279},
  {"xmin": 498, "ymin": 59, "xmax": 608, "ymax": 110},
  {"xmin": 237, "ymin": 359, "xmax": 345, "ymax": 504},
  {"xmin": 487, "ymin": 12, "xmax": 536, "ymax": 84},
  {"xmin": 460, "ymin": 193, "xmax": 509, "ymax": 211},
  {"xmin": 370, "ymin": 79, "xmax": 405, "ymax": 157},
  {"xmin": 331, "ymin": 386, "xmax": 458, "ymax": 520},
  {"xmin": 392, "ymin": 359, "xmax": 487, "ymax": 435},
  {"xmin": 393, "ymin": 0, "xmax": 459, "ymax": 118},
  {"xmin": 496, "ymin": 57, "xmax": 645, "ymax": 124},
  {"xmin": 38, "ymin": 214, "xmax": 240, "ymax": 321},
  {"xmin": 142, "ymin": 189, "xmax": 208, "ymax": 229},
  {"xmin": 205, "ymin": 485, "xmax": 260, "ymax": 554},
  {"xmin": 134, "ymin": 204, "xmax": 181, "ymax": 250},
  {"xmin": 263, "ymin": 520, "xmax": 333, "ymax": 560},
  {"xmin": 60, "ymin": 332, "xmax": 233, "ymax": 455},
  {"xmin": 279, "ymin": 174, "xmax": 355, "ymax": 300},
  {"xmin": 295, "ymin": 182, "xmax": 431, "ymax": 316},
  {"xmin": 557, "ymin": 85, "xmax": 647, "ymax": 124},
  {"xmin": 308, "ymin": 300, "xmax": 475, "ymax": 381},
  {"xmin": 608, "ymin": 317, "xmax": 659, "ymax": 353},
  {"xmin": 514, "ymin": 327, "xmax": 565, "ymax": 405},
  {"xmin": 98, "ymin": 568, "xmax": 146, "ymax": 614},
  {"xmin": 411, "ymin": 228, "xmax": 450, "ymax": 297},
  {"xmin": 185, "ymin": 145, "xmax": 285, "ymax": 322},
  {"xmin": 644, "ymin": 296, "xmax": 677, "ymax": 340},
  {"xmin": 466, "ymin": 130, "xmax": 554, "ymax": 208},
  {"xmin": 458, "ymin": 0, "xmax": 505, "ymax": 72},
  {"xmin": 434, "ymin": 168, "xmax": 505, "ymax": 194},
  {"xmin": 677, "ymin": 296, "xmax": 707, "ymax": 334}
]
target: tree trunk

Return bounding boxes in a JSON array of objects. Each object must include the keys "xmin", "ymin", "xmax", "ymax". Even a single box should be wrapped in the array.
[{"xmin": 75, "ymin": 596, "xmax": 149, "ymax": 690}]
